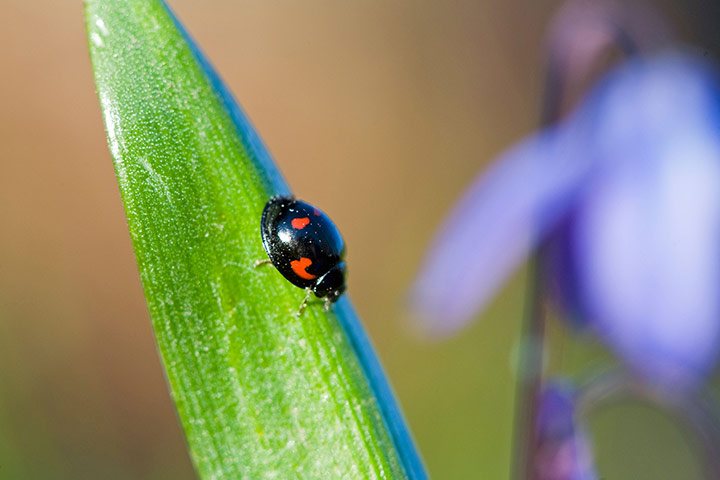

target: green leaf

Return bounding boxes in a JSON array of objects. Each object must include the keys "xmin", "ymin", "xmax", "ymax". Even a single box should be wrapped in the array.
[{"xmin": 84, "ymin": 1, "xmax": 425, "ymax": 478}]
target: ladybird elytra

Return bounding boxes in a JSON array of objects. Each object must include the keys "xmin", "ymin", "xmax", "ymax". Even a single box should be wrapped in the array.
[{"xmin": 258, "ymin": 196, "xmax": 347, "ymax": 314}]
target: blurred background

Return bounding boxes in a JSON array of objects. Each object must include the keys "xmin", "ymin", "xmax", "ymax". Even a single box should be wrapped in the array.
[{"xmin": 2, "ymin": 0, "xmax": 720, "ymax": 478}]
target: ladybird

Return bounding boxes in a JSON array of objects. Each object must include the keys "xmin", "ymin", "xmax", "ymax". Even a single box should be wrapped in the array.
[{"xmin": 256, "ymin": 196, "xmax": 347, "ymax": 315}]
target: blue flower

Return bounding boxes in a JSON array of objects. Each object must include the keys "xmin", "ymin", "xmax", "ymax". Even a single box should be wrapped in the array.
[
  {"xmin": 411, "ymin": 51, "xmax": 720, "ymax": 390},
  {"xmin": 534, "ymin": 381, "xmax": 596, "ymax": 480}
]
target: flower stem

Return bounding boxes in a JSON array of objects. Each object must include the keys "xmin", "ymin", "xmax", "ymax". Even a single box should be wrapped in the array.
[
  {"xmin": 510, "ymin": 3, "xmax": 653, "ymax": 478},
  {"xmin": 511, "ymin": 250, "xmax": 549, "ymax": 480}
]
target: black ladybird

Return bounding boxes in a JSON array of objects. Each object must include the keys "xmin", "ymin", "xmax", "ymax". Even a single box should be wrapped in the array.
[{"xmin": 256, "ymin": 196, "xmax": 347, "ymax": 314}]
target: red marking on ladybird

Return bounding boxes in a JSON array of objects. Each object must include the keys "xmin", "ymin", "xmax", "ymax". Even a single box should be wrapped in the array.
[
  {"xmin": 291, "ymin": 257, "xmax": 317, "ymax": 280},
  {"xmin": 291, "ymin": 217, "xmax": 310, "ymax": 230},
  {"xmin": 313, "ymin": 208, "xmax": 321, "ymax": 216}
]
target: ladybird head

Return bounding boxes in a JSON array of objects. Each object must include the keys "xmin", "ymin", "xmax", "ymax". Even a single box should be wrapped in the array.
[{"xmin": 313, "ymin": 262, "xmax": 346, "ymax": 302}]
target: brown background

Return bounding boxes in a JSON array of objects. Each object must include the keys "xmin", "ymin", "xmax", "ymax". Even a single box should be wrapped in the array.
[{"xmin": 0, "ymin": 1, "xmax": 717, "ymax": 478}]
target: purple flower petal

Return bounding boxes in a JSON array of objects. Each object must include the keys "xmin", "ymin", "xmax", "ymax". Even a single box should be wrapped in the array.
[
  {"xmin": 535, "ymin": 381, "xmax": 597, "ymax": 480},
  {"xmin": 411, "ymin": 49, "xmax": 720, "ymax": 388},
  {"xmin": 546, "ymin": 209, "xmax": 590, "ymax": 329},
  {"xmin": 571, "ymin": 55, "xmax": 720, "ymax": 389},
  {"xmin": 410, "ymin": 123, "xmax": 598, "ymax": 335}
]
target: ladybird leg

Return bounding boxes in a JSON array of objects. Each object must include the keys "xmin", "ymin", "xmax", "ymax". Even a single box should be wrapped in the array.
[
  {"xmin": 323, "ymin": 297, "xmax": 331, "ymax": 312},
  {"xmin": 296, "ymin": 288, "xmax": 313, "ymax": 317},
  {"xmin": 253, "ymin": 259, "xmax": 272, "ymax": 268}
]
